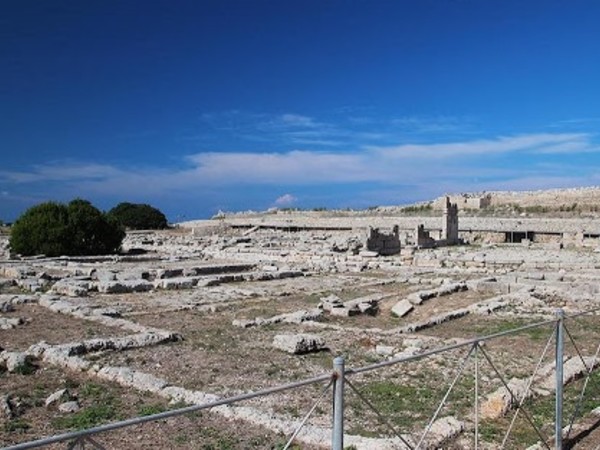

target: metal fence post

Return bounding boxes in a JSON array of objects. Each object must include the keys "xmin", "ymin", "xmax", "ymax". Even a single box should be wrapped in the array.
[
  {"xmin": 332, "ymin": 356, "xmax": 345, "ymax": 450},
  {"xmin": 555, "ymin": 309, "xmax": 564, "ymax": 450}
]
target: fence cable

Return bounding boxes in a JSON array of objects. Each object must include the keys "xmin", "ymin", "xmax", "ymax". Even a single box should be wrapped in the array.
[
  {"xmin": 282, "ymin": 379, "xmax": 333, "ymax": 450},
  {"xmin": 415, "ymin": 343, "xmax": 476, "ymax": 450},
  {"xmin": 344, "ymin": 377, "xmax": 415, "ymax": 450},
  {"xmin": 565, "ymin": 332, "xmax": 600, "ymax": 440},
  {"xmin": 564, "ymin": 324, "xmax": 592, "ymax": 373},
  {"xmin": 474, "ymin": 343, "xmax": 479, "ymax": 450},
  {"xmin": 479, "ymin": 344, "xmax": 552, "ymax": 450},
  {"xmin": 501, "ymin": 325, "xmax": 556, "ymax": 448}
]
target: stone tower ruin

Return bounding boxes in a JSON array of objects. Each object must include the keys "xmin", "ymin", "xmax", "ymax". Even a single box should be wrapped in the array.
[{"xmin": 442, "ymin": 196, "xmax": 459, "ymax": 243}]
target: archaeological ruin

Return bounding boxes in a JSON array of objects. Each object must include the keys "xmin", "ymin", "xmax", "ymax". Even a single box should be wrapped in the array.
[{"xmin": 3, "ymin": 187, "xmax": 600, "ymax": 448}]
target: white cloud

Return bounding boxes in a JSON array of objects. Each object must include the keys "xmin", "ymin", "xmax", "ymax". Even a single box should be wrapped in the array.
[
  {"xmin": 280, "ymin": 114, "xmax": 317, "ymax": 127},
  {"xmin": 2, "ymin": 133, "xmax": 599, "ymax": 200},
  {"xmin": 0, "ymin": 163, "xmax": 125, "ymax": 183},
  {"xmin": 371, "ymin": 133, "xmax": 593, "ymax": 159},
  {"xmin": 274, "ymin": 193, "xmax": 297, "ymax": 206},
  {"xmin": 391, "ymin": 115, "xmax": 473, "ymax": 134}
]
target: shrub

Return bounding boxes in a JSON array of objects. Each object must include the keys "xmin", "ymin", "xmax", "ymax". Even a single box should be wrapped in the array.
[
  {"xmin": 9, "ymin": 199, "xmax": 124, "ymax": 257},
  {"xmin": 107, "ymin": 202, "xmax": 168, "ymax": 230}
]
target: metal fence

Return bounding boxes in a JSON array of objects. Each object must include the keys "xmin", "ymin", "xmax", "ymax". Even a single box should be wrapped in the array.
[{"xmin": 5, "ymin": 307, "xmax": 600, "ymax": 450}]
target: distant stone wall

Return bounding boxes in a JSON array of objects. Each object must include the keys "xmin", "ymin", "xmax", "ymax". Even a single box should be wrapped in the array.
[
  {"xmin": 435, "ymin": 187, "xmax": 600, "ymax": 210},
  {"xmin": 434, "ymin": 194, "xmax": 491, "ymax": 210}
]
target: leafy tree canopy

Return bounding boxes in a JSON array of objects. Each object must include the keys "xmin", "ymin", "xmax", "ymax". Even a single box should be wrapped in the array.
[
  {"xmin": 107, "ymin": 202, "xmax": 168, "ymax": 230},
  {"xmin": 9, "ymin": 199, "xmax": 124, "ymax": 257}
]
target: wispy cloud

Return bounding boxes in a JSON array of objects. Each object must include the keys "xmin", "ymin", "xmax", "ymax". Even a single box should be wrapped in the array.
[
  {"xmin": 280, "ymin": 114, "xmax": 318, "ymax": 127},
  {"xmin": 193, "ymin": 110, "xmax": 395, "ymax": 148},
  {"xmin": 391, "ymin": 115, "xmax": 475, "ymax": 134},
  {"xmin": 372, "ymin": 133, "xmax": 593, "ymax": 159},
  {"xmin": 2, "ymin": 132, "xmax": 599, "ymax": 217},
  {"xmin": 0, "ymin": 163, "xmax": 125, "ymax": 183},
  {"xmin": 548, "ymin": 117, "xmax": 600, "ymax": 128}
]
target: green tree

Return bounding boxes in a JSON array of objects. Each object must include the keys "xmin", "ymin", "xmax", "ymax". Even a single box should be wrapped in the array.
[
  {"xmin": 107, "ymin": 202, "xmax": 168, "ymax": 230},
  {"xmin": 67, "ymin": 199, "xmax": 125, "ymax": 255},
  {"xmin": 9, "ymin": 199, "xmax": 124, "ymax": 257}
]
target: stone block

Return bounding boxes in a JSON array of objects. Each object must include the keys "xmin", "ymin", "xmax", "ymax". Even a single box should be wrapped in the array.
[
  {"xmin": 272, "ymin": 334, "xmax": 326, "ymax": 354},
  {"xmin": 391, "ymin": 300, "xmax": 414, "ymax": 317}
]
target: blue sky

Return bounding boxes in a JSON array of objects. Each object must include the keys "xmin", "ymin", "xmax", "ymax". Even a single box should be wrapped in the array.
[{"xmin": 2, "ymin": 0, "xmax": 600, "ymax": 221}]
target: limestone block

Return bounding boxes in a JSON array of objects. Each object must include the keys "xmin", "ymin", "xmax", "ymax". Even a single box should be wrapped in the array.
[
  {"xmin": 273, "ymin": 334, "xmax": 326, "ymax": 354},
  {"xmin": 45, "ymin": 389, "xmax": 71, "ymax": 408},
  {"xmin": 97, "ymin": 280, "xmax": 153, "ymax": 294},
  {"xmin": 156, "ymin": 268, "xmax": 184, "ymax": 279},
  {"xmin": 1, "ymin": 351, "xmax": 33, "ymax": 373},
  {"xmin": 375, "ymin": 345, "xmax": 396, "ymax": 356},
  {"xmin": 154, "ymin": 277, "xmax": 197, "ymax": 290},
  {"xmin": 94, "ymin": 270, "xmax": 117, "ymax": 282},
  {"xmin": 232, "ymin": 319, "xmax": 255, "ymax": 328},
  {"xmin": 357, "ymin": 302, "xmax": 377, "ymax": 315},
  {"xmin": 391, "ymin": 300, "xmax": 414, "ymax": 318},
  {"xmin": 481, "ymin": 378, "xmax": 530, "ymax": 419},
  {"xmin": 281, "ymin": 309, "xmax": 323, "ymax": 323},
  {"xmin": 428, "ymin": 416, "xmax": 464, "ymax": 444},
  {"xmin": 329, "ymin": 306, "xmax": 359, "ymax": 317},
  {"xmin": 0, "ymin": 317, "xmax": 23, "ymax": 330},
  {"xmin": 58, "ymin": 401, "xmax": 80, "ymax": 413},
  {"xmin": 51, "ymin": 281, "xmax": 89, "ymax": 297},
  {"xmin": 17, "ymin": 279, "xmax": 44, "ymax": 293},
  {"xmin": 116, "ymin": 269, "xmax": 149, "ymax": 281}
]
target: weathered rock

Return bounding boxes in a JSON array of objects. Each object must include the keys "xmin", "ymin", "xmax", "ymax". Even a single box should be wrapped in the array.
[
  {"xmin": 58, "ymin": 401, "xmax": 80, "ymax": 413},
  {"xmin": 0, "ymin": 317, "xmax": 23, "ymax": 330},
  {"xmin": 329, "ymin": 305, "xmax": 359, "ymax": 317},
  {"xmin": 116, "ymin": 269, "xmax": 149, "ymax": 281},
  {"xmin": 0, "ymin": 301, "xmax": 15, "ymax": 313},
  {"xmin": 233, "ymin": 309, "xmax": 322, "ymax": 328},
  {"xmin": 391, "ymin": 300, "xmax": 414, "ymax": 318},
  {"xmin": 0, "ymin": 394, "xmax": 14, "ymax": 419},
  {"xmin": 93, "ymin": 269, "xmax": 117, "ymax": 282},
  {"xmin": 1, "ymin": 351, "xmax": 34, "ymax": 373},
  {"xmin": 51, "ymin": 280, "xmax": 90, "ymax": 297},
  {"xmin": 45, "ymin": 389, "xmax": 71, "ymax": 408},
  {"xmin": 481, "ymin": 378, "xmax": 530, "ymax": 419},
  {"xmin": 153, "ymin": 277, "xmax": 197, "ymax": 290},
  {"xmin": 272, "ymin": 334, "xmax": 326, "ymax": 354},
  {"xmin": 97, "ymin": 280, "xmax": 153, "ymax": 294},
  {"xmin": 375, "ymin": 345, "xmax": 396, "ymax": 356},
  {"xmin": 428, "ymin": 416, "xmax": 464, "ymax": 445}
]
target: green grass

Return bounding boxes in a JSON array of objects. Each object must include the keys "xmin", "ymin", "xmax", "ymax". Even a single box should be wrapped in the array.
[
  {"xmin": 52, "ymin": 403, "xmax": 118, "ymax": 430},
  {"xmin": 52, "ymin": 382, "xmax": 120, "ymax": 430},
  {"xmin": 4, "ymin": 419, "xmax": 31, "ymax": 433},
  {"xmin": 137, "ymin": 403, "xmax": 167, "ymax": 417},
  {"xmin": 13, "ymin": 360, "xmax": 37, "ymax": 375},
  {"xmin": 471, "ymin": 318, "xmax": 553, "ymax": 341}
]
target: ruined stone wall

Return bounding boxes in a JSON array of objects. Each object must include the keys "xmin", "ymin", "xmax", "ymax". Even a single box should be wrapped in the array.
[
  {"xmin": 415, "ymin": 224, "xmax": 436, "ymax": 247},
  {"xmin": 459, "ymin": 231, "xmax": 505, "ymax": 244},
  {"xmin": 365, "ymin": 226, "xmax": 401, "ymax": 255}
]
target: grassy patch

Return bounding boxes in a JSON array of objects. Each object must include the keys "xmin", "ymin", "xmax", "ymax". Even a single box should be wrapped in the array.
[
  {"xmin": 52, "ymin": 382, "xmax": 120, "ymax": 431},
  {"xmin": 52, "ymin": 402, "xmax": 118, "ymax": 430},
  {"xmin": 4, "ymin": 419, "xmax": 31, "ymax": 433},
  {"xmin": 137, "ymin": 403, "xmax": 167, "ymax": 417},
  {"xmin": 471, "ymin": 318, "xmax": 553, "ymax": 341}
]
